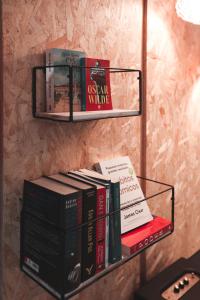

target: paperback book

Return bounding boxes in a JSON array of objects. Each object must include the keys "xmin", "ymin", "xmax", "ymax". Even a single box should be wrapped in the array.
[
  {"xmin": 80, "ymin": 58, "xmax": 112, "ymax": 111},
  {"xmin": 95, "ymin": 156, "xmax": 153, "ymax": 234},
  {"xmin": 46, "ymin": 48, "xmax": 85, "ymax": 113},
  {"xmin": 121, "ymin": 216, "xmax": 172, "ymax": 256}
]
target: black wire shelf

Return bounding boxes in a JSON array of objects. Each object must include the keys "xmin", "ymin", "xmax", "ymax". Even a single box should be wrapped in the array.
[
  {"xmin": 32, "ymin": 65, "xmax": 143, "ymax": 122},
  {"xmin": 20, "ymin": 176, "xmax": 174, "ymax": 299}
]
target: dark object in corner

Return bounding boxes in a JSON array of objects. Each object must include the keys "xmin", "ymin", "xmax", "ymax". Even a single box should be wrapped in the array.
[{"xmin": 135, "ymin": 250, "xmax": 200, "ymax": 300}]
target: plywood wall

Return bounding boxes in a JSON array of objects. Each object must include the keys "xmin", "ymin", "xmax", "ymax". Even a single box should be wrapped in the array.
[
  {"xmin": 2, "ymin": 0, "xmax": 200, "ymax": 299},
  {"xmin": 2, "ymin": 0, "xmax": 142, "ymax": 299},
  {"xmin": 145, "ymin": 0, "xmax": 200, "ymax": 279}
]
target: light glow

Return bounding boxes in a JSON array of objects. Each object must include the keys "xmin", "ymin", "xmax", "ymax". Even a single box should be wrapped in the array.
[{"xmin": 176, "ymin": 0, "xmax": 200, "ymax": 25}]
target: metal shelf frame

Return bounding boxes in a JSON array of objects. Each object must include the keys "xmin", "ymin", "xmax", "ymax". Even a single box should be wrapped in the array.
[
  {"xmin": 32, "ymin": 65, "xmax": 143, "ymax": 122},
  {"xmin": 21, "ymin": 176, "xmax": 174, "ymax": 300}
]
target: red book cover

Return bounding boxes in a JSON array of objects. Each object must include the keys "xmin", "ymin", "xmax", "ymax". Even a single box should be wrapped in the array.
[
  {"xmin": 96, "ymin": 187, "xmax": 106, "ymax": 273},
  {"xmin": 81, "ymin": 58, "xmax": 112, "ymax": 111},
  {"xmin": 121, "ymin": 216, "xmax": 172, "ymax": 256},
  {"xmin": 67, "ymin": 172, "xmax": 106, "ymax": 273}
]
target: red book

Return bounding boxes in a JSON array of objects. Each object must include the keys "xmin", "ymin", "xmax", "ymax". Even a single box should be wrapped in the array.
[
  {"xmin": 121, "ymin": 216, "xmax": 172, "ymax": 256},
  {"xmin": 81, "ymin": 58, "xmax": 112, "ymax": 111},
  {"xmin": 67, "ymin": 172, "xmax": 106, "ymax": 273},
  {"xmin": 95, "ymin": 186, "xmax": 106, "ymax": 273}
]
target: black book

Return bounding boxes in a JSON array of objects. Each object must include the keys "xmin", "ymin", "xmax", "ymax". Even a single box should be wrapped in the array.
[
  {"xmin": 67, "ymin": 171, "xmax": 107, "ymax": 273},
  {"xmin": 48, "ymin": 173, "xmax": 97, "ymax": 282},
  {"xmin": 23, "ymin": 176, "xmax": 82, "ymax": 230},
  {"xmin": 21, "ymin": 177, "xmax": 82, "ymax": 297}
]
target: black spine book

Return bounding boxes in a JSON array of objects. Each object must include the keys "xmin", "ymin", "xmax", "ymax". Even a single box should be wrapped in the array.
[
  {"xmin": 21, "ymin": 177, "xmax": 83, "ymax": 297},
  {"xmin": 48, "ymin": 173, "xmax": 97, "ymax": 282},
  {"xmin": 23, "ymin": 178, "xmax": 81, "ymax": 230}
]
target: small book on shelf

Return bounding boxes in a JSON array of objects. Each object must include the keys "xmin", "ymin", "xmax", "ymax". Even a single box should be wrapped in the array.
[
  {"xmin": 95, "ymin": 156, "xmax": 153, "ymax": 234},
  {"xmin": 121, "ymin": 216, "xmax": 172, "ymax": 256},
  {"xmin": 48, "ymin": 173, "xmax": 97, "ymax": 282},
  {"xmin": 46, "ymin": 48, "xmax": 85, "ymax": 113},
  {"xmin": 78, "ymin": 168, "xmax": 122, "ymax": 265},
  {"xmin": 80, "ymin": 57, "xmax": 112, "ymax": 111},
  {"xmin": 21, "ymin": 176, "xmax": 82, "ymax": 297}
]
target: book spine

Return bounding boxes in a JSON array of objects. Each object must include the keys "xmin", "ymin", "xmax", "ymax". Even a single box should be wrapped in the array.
[
  {"xmin": 109, "ymin": 181, "xmax": 121, "ymax": 264},
  {"xmin": 46, "ymin": 49, "xmax": 54, "ymax": 112},
  {"xmin": 129, "ymin": 223, "xmax": 172, "ymax": 255},
  {"xmin": 68, "ymin": 171, "xmax": 109, "ymax": 270},
  {"xmin": 105, "ymin": 187, "xmax": 110, "ymax": 268},
  {"xmin": 95, "ymin": 188, "xmax": 106, "ymax": 273},
  {"xmin": 81, "ymin": 188, "xmax": 96, "ymax": 281},
  {"xmin": 80, "ymin": 58, "xmax": 86, "ymax": 111},
  {"xmin": 62, "ymin": 194, "xmax": 82, "ymax": 291}
]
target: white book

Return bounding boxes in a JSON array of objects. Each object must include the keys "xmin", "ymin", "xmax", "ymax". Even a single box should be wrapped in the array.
[{"xmin": 95, "ymin": 156, "xmax": 153, "ymax": 234}]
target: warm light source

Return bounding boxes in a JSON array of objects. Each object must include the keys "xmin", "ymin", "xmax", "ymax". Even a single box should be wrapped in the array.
[{"xmin": 176, "ymin": 0, "xmax": 200, "ymax": 25}]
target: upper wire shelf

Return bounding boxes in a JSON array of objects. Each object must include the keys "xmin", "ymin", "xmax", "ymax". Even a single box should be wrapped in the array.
[{"xmin": 32, "ymin": 65, "xmax": 143, "ymax": 122}]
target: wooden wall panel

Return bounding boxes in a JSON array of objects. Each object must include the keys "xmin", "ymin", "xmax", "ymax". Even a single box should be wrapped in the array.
[
  {"xmin": 2, "ymin": 0, "xmax": 142, "ymax": 299},
  {"xmin": 0, "ymin": 0, "xmax": 3, "ymax": 297},
  {"xmin": 3, "ymin": 0, "xmax": 200, "ymax": 299},
  {"xmin": 146, "ymin": 0, "xmax": 200, "ymax": 279}
]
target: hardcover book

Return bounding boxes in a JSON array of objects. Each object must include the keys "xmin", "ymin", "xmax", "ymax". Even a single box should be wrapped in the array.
[
  {"xmin": 46, "ymin": 48, "xmax": 85, "ymax": 113},
  {"xmin": 21, "ymin": 211, "xmax": 82, "ymax": 298},
  {"xmin": 79, "ymin": 168, "xmax": 122, "ymax": 264},
  {"xmin": 68, "ymin": 171, "xmax": 107, "ymax": 273},
  {"xmin": 48, "ymin": 173, "xmax": 97, "ymax": 282},
  {"xmin": 95, "ymin": 156, "xmax": 153, "ymax": 234},
  {"xmin": 23, "ymin": 176, "xmax": 82, "ymax": 230},
  {"xmin": 121, "ymin": 216, "xmax": 172, "ymax": 256},
  {"xmin": 21, "ymin": 177, "xmax": 82, "ymax": 296},
  {"xmin": 80, "ymin": 58, "xmax": 112, "ymax": 111}
]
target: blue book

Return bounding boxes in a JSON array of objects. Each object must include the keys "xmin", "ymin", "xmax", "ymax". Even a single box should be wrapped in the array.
[{"xmin": 46, "ymin": 48, "xmax": 85, "ymax": 113}]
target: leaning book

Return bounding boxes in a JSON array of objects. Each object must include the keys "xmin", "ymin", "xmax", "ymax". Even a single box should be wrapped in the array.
[
  {"xmin": 46, "ymin": 48, "xmax": 85, "ymax": 113},
  {"xmin": 80, "ymin": 57, "xmax": 112, "ymax": 111},
  {"xmin": 95, "ymin": 156, "xmax": 153, "ymax": 234}
]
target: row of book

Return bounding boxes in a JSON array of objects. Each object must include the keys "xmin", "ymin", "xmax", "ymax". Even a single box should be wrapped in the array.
[
  {"xmin": 20, "ymin": 157, "xmax": 172, "ymax": 298},
  {"xmin": 21, "ymin": 169, "xmax": 122, "ymax": 298},
  {"xmin": 46, "ymin": 48, "xmax": 112, "ymax": 113}
]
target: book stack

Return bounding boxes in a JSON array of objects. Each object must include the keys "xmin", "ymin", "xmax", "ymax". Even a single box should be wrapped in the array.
[{"xmin": 20, "ymin": 170, "xmax": 121, "ymax": 298}]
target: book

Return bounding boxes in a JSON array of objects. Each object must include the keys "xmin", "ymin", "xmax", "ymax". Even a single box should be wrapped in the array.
[
  {"xmin": 23, "ymin": 176, "xmax": 82, "ymax": 230},
  {"xmin": 95, "ymin": 156, "xmax": 153, "ymax": 234},
  {"xmin": 46, "ymin": 48, "xmax": 85, "ymax": 113},
  {"xmin": 121, "ymin": 216, "xmax": 172, "ymax": 256},
  {"xmin": 79, "ymin": 168, "xmax": 122, "ymax": 264},
  {"xmin": 21, "ymin": 211, "xmax": 81, "ymax": 298},
  {"xmin": 48, "ymin": 173, "xmax": 96, "ymax": 282},
  {"xmin": 80, "ymin": 57, "xmax": 112, "ymax": 111},
  {"xmin": 72, "ymin": 170, "xmax": 110, "ymax": 267},
  {"xmin": 67, "ymin": 171, "xmax": 106, "ymax": 273},
  {"xmin": 21, "ymin": 177, "xmax": 82, "ymax": 296}
]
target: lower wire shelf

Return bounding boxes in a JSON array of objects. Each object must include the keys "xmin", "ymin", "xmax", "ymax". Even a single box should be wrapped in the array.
[{"xmin": 20, "ymin": 176, "xmax": 174, "ymax": 300}]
